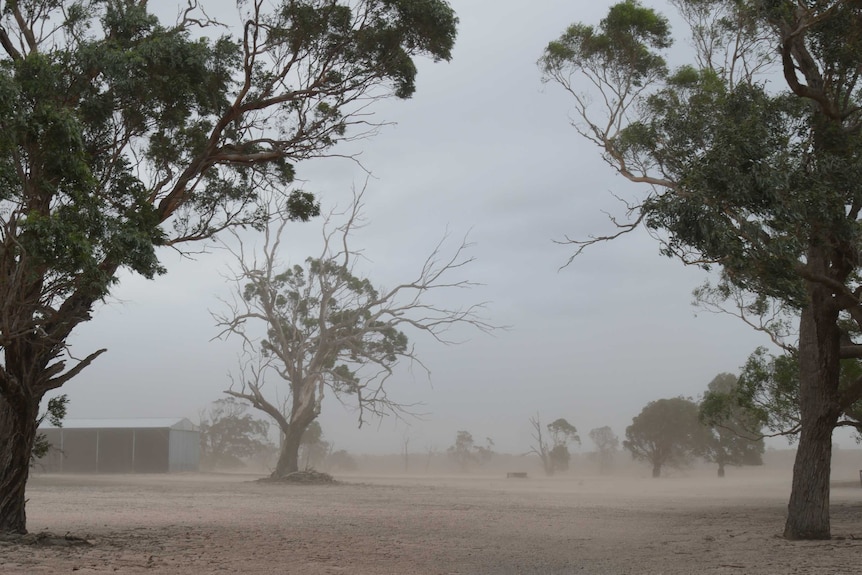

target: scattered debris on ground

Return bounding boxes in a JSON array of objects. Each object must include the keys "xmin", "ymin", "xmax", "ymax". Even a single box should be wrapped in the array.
[
  {"xmin": 0, "ymin": 531, "xmax": 92, "ymax": 547},
  {"xmin": 256, "ymin": 470, "xmax": 339, "ymax": 485}
]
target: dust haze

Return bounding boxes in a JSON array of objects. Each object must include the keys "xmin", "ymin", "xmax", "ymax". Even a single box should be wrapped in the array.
[{"xmin": 8, "ymin": 449, "xmax": 862, "ymax": 574}]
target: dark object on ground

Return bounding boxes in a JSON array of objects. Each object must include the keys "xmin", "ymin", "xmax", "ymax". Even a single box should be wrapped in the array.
[
  {"xmin": 507, "ymin": 472, "xmax": 528, "ymax": 479},
  {"xmin": 257, "ymin": 470, "xmax": 338, "ymax": 485},
  {"xmin": 0, "ymin": 531, "xmax": 92, "ymax": 547}
]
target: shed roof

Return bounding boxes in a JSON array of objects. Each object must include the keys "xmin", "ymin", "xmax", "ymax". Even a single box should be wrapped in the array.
[{"xmin": 39, "ymin": 417, "xmax": 198, "ymax": 432}]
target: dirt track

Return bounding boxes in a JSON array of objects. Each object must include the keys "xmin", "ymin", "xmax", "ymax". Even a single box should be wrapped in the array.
[{"xmin": 4, "ymin": 470, "xmax": 862, "ymax": 574}]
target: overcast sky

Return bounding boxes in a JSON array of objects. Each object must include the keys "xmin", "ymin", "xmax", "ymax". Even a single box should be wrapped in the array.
[{"xmin": 55, "ymin": 0, "xmax": 830, "ymax": 455}]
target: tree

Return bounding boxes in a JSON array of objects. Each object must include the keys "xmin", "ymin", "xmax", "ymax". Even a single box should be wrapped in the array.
[
  {"xmin": 31, "ymin": 395, "xmax": 68, "ymax": 466},
  {"xmin": 214, "ymin": 192, "xmax": 493, "ymax": 478},
  {"xmin": 326, "ymin": 449, "xmax": 358, "ymax": 472},
  {"xmin": 447, "ymin": 430, "xmax": 494, "ymax": 472},
  {"xmin": 0, "ymin": 0, "xmax": 458, "ymax": 534},
  {"xmin": 541, "ymin": 0, "xmax": 862, "ymax": 538},
  {"xmin": 624, "ymin": 397, "xmax": 704, "ymax": 478},
  {"xmin": 704, "ymin": 348, "xmax": 862, "ymax": 442},
  {"xmin": 299, "ymin": 421, "xmax": 331, "ymax": 471},
  {"xmin": 529, "ymin": 414, "xmax": 580, "ymax": 475},
  {"xmin": 199, "ymin": 398, "xmax": 272, "ymax": 470},
  {"xmin": 588, "ymin": 426, "xmax": 619, "ymax": 474},
  {"xmin": 698, "ymin": 373, "xmax": 765, "ymax": 477}
]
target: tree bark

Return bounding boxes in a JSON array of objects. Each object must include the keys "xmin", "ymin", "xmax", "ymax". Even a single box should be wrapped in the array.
[
  {"xmin": 717, "ymin": 462, "xmax": 725, "ymax": 478},
  {"xmin": 273, "ymin": 425, "xmax": 303, "ymax": 477},
  {"xmin": 651, "ymin": 461, "xmax": 661, "ymax": 478},
  {"xmin": 271, "ymin": 396, "xmax": 318, "ymax": 478},
  {"xmin": 784, "ymin": 284, "xmax": 841, "ymax": 540},
  {"xmin": 0, "ymin": 394, "xmax": 40, "ymax": 534}
]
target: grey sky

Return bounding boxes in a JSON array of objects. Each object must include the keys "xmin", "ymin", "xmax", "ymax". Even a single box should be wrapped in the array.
[{"xmin": 57, "ymin": 0, "xmax": 816, "ymax": 455}]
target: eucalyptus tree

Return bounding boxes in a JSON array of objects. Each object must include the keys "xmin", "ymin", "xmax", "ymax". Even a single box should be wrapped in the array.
[
  {"xmin": 588, "ymin": 426, "xmax": 619, "ymax": 474},
  {"xmin": 623, "ymin": 397, "xmax": 704, "ymax": 478},
  {"xmin": 542, "ymin": 0, "xmax": 862, "ymax": 539},
  {"xmin": 530, "ymin": 414, "xmax": 580, "ymax": 475},
  {"xmin": 698, "ymin": 373, "xmax": 764, "ymax": 477},
  {"xmin": 0, "ymin": 0, "xmax": 457, "ymax": 534},
  {"xmin": 703, "ymin": 348, "xmax": 862, "ymax": 441},
  {"xmin": 198, "ymin": 398, "xmax": 273, "ymax": 470},
  {"xmin": 214, "ymin": 193, "xmax": 493, "ymax": 477}
]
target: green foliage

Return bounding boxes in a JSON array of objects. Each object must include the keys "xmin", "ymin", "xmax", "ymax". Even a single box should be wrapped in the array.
[
  {"xmin": 542, "ymin": 0, "xmax": 671, "ymax": 87},
  {"xmin": 588, "ymin": 426, "xmax": 620, "ymax": 472},
  {"xmin": 199, "ymin": 399, "xmax": 273, "ymax": 470},
  {"xmin": 0, "ymin": 0, "xmax": 458, "ymax": 391},
  {"xmin": 31, "ymin": 394, "xmax": 68, "ymax": 465},
  {"xmin": 698, "ymin": 373, "xmax": 765, "ymax": 475},
  {"xmin": 544, "ymin": 0, "xmax": 862, "ymax": 538},
  {"xmin": 299, "ymin": 420, "xmax": 331, "ymax": 470},
  {"xmin": 242, "ymin": 255, "xmax": 410, "ymax": 401},
  {"xmin": 1, "ymin": 0, "xmax": 458, "ymax": 532},
  {"xmin": 447, "ymin": 430, "xmax": 494, "ymax": 472},
  {"xmin": 546, "ymin": 417, "xmax": 580, "ymax": 473},
  {"xmin": 709, "ymin": 349, "xmax": 862, "ymax": 438},
  {"xmin": 530, "ymin": 415, "xmax": 580, "ymax": 475},
  {"xmin": 624, "ymin": 397, "xmax": 705, "ymax": 477}
]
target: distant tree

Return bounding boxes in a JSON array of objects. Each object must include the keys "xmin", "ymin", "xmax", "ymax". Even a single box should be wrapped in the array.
[
  {"xmin": 326, "ymin": 449, "xmax": 358, "ymax": 473},
  {"xmin": 706, "ymin": 348, "xmax": 862, "ymax": 441},
  {"xmin": 215, "ymin": 192, "xmax": 493, "ymax": 479},
  {"xmin": 699, "ymin": 373, "xmax": 765, "ymax": 477},
  {"xmin": 31, "ymin": 395, "xmax": 68, "ymax": 466},
  {"xmin": 447, "ymin": 431, "xmax": 494, "ymax": 472},
  {"xmin": 299, "ymin": 421, "xmax": 331, "ymax": 471},
  {"xmin": 624, "ymin": 398, "xmax": 704, "ymax": 478},
  {"xmin": 199, "ymin": 399, "xmax": 273, "ymax": 470},
  {"xmin": 588, "ymin": 426, "xmax": 619, "ymax": 474},
  {"xmin": 530, "ymin": 414, "xmax": 581, "ymax": 475},
  {"xmin": 0, "ymin": 0, "xmax": 459, "ymax": 535}
]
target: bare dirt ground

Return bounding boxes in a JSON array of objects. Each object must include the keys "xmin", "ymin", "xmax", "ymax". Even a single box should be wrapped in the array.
[{"xmin": 4, "ymin": 466, "xmax": 862, "ymax": 574}]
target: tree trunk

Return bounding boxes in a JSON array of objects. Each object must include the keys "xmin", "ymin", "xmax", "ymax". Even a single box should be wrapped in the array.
[
  {"xmin": 0, "ymin": 394, "xmax": 40, "ymax": 534},
  {"xmin": 784, "ymin": 287, "xmax": 841, "ymax": 540},
  {"xmin": 651, "ymin": 462, "xmax": 661, "ymax": 478},
  {"xmin": 717, "ymin": 462, "xmax": 725, "ymax": 478},
  {"xmin": 271, "ymin": 406, "xmax": 318, "ymax": 478},
  {"xmin": 273, "ymin": 426, "xmax": 303, "ymax": 477}
]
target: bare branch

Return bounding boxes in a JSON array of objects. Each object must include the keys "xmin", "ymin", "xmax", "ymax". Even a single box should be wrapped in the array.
[{"xmin": 213, "ymin": 185, "xmax": 497, "ymax": 474}]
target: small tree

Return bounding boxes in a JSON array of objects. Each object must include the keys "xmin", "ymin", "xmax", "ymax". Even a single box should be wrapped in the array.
[
  {"xmin": 530, "ymin": 414, "xmax": 580, "ymax": 475},
  {"xmin": 215, "ymin": 192, "xmax": 493, "ymax": 478},
  {"xmin": 447, "ymin": 430, "xmax": 494, "ymax": 472},
  {"xmin": 699, "ymin": 373, "xmax": 765, "ymax": 477},
  {"xmin": 624, "ymin": 397, "xmax": 704, "ymax": 478},
  {"xmin": 588, "ymin": 426, "xmax": 619, "ymax": 474},
  {"xmin": 326, "ymin": 449, "xmax": 358, "ymax": 472},
  {"xmin": 31, "ymin": 395, "xmax": 68, "ymax": 467},
  {"xmin": 199, "ymin": 398, "xmax": 273, "ymax": 470}
]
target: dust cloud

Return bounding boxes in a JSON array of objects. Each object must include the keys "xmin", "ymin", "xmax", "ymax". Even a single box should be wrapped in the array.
[{"xmin": 6, "ymin": 449, "xmax": 862, "ymax": 574}]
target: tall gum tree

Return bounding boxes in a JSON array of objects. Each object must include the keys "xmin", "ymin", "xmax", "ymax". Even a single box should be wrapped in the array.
[
  {"xmin": 541, "ymin": 0, "xmax": 862, "ymax": 539},
  {"xmin": 0, "ymin": 0, "xmax": 458, "ymax": 534},
  {"xmin": 213, "ymin": 192, "xmax": 494, "ymax": 478}
]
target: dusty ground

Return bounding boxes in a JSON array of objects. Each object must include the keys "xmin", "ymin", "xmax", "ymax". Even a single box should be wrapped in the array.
[{"xmin": 3, "ymin": 467, "xmax": 862, "ymax": 574}]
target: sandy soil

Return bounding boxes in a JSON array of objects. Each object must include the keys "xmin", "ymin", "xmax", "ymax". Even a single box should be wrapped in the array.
[{"xmin": 3, "ymin": 468, "xmax": 862, "ymax": 574}]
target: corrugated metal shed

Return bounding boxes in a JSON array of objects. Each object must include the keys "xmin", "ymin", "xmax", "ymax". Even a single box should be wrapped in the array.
[{"xmin": 36, "ymin": 418, "xmax": 200, "ymax": 474}]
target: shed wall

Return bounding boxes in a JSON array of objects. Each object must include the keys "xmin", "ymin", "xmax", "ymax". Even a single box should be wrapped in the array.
[
  {"xmin": 34, "ymin": 426, "xmax": 199, "ymax": 474},
  {"xmin": 169, "ymin": 429, "xmax": 200, "ymax": 472}
]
